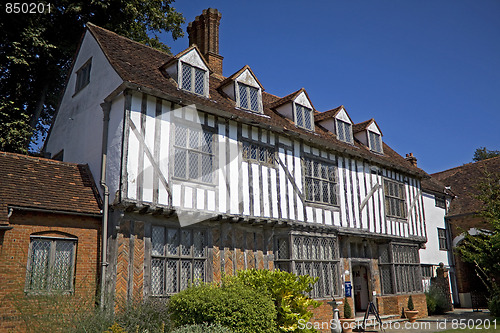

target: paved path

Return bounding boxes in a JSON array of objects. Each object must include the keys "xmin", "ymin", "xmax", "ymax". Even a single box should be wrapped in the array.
[{"xmin": 358, "ymin": 308, "xmax": 495, "ymax": 333}]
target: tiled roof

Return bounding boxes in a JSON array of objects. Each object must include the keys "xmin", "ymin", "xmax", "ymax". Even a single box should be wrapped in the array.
[
  {"xmin": 432, "ymin": 156, "xmax": 500, "ymax": 216},
  {"xmin": 421, "ymin": 176, "xmax": 448, "ymax": 195},
  {"xmin": 86, "ymin": 23, "xmax": 427, "ymax": 178},
  {"xmin": 218, "ymin": 65, "xmax": 264, "ymax": 90},
  {"xmin": 314, "ymin": 106, "xmax": 344, "ymax": 122},
  {"xmin": 267, "ymin": 88, "xmax": 311, "ymax": 110},
  {"xmin": 0, "ymin": 152, "xmax": 102, "ymax": 224}
]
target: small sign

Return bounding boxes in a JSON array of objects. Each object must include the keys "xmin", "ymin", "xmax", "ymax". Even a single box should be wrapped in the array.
[{"xmin": 345, "ymin": 281, "xmax": 352, "ymax": 297}]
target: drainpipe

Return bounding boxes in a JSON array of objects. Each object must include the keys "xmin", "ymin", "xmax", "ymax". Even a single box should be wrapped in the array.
[{"xmin": 100, "ymin": 101, "xmax": 111, "ymax": 309}]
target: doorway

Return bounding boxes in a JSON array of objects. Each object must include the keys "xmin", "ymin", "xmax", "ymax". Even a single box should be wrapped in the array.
[{"xmin": 352, "ymin": 265, "xmax": 370, "ymax": 313}]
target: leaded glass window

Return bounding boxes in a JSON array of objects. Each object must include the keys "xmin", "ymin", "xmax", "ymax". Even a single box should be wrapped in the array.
[
  {"xmin": 384, "ymin": 179, "xmax": 407, "ymax": 219},
  {"xmin": 242, "ymin": 140, "xmax": 275, "ymax": 166},
  {"xmin": 336, "ymin": 120, "xmax": 352, "ymax": 143},
  {"xmin": 25, "ymin": 237, "xmax": 76, "ymax": 293},
  {"xmin": 173, "ymin": 124, "xmax": 215, "ymax": 184},
  {"xmin": 180, "ymin": 62, "xmax": 206, "ymax": 96},
  {"xmin": 379, "ymin": 243, "xmax": 422, "ymax": 295},
  {"xmin": 151, "ymin": 226, "xmax": 207, "ymax": 295},
  {"xmin": 238, "ymin": 83, "xmax": 260, "ymax": 113},
  {"xmin": 275, "ymin": 235, "xmax": 340, "ymax": 298},
  {"xmin": 75, "ymin": 59, "xmax": 91, "ymax": 94},
  {"xmin": 295, "ymin": 104, "xmax": 314, "ymax": 131},
  {"xmin": 438, "ymin": 228, "xmax": 448, "ymax": 250},
  {"xmin": 368, "ymin": 131, "xmax": 383, "ymax": 153},
  {"xmin": 304, "ymin": 158, "xmax": 338, "ymax": 206}
]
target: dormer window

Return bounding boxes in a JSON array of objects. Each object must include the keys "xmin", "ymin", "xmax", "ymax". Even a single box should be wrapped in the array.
[
  {"xmin": 295, "ymin": 103, "xmax": 313, "ymax": 131},
  {"xmin": 336, "ymin": 119, "xmax": 352, "ymax": 143},
  {"xmin": 238, "ymin": 83, "xmax": 260, "ymax": 112},
  {"xmin": 369, "ymin": 131, "xmax": 383, "ymax": 153},
  {"xmin": 181, "ymin": 62, "xmax": 206, "ymax": 95}
]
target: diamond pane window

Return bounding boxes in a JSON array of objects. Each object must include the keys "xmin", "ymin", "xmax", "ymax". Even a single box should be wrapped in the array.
[
  {"xmin": 173, "ymin": 125, "xmax": 215, "ymax": 184},
  {"xmin": 384, "ymin": 179, "xmax": 407, "ymax": 219},
  {"xmin": 26, "ymin": 237, "xmax": 76, "ymax": 293},
  {"xmin": 369, "ymin": 131, "xmax": 383, "ymax": 153},
  {"xmin": 295, "ymin": 104, "xmax": 314, "ymax": 131},
  {"xmin": 379, "ymin": 243, "xmax": 422, "ymax": 295},
  {"xmin": 75, "ymin": 59, "xmax": 92, "ymax": 94},
  {"xmin": 151, "ymin": 226, "xmax": 207, "ymax": 295},
  {"xmin": 336, "ymin": 120, "xmax": 352, "ymax": 143},
  {"xmin": 180, "ymin": 62, "xmax": 206, "ymax": 96},
  {"xmin": 304, "ymin": 158, "xmax": 338, "ymax": 206},
  {"xmin": 238, "ymin": 83, "xmax": 260, "ymax": 112},
  {"xmin": 241, "ymin": 140, "xmax": 276, "ymax": 166}
]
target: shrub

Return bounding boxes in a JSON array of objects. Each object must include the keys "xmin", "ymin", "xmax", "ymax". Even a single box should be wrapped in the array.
[
  {"xmin": 234, "ymin": 269, "xmax": 320, "ymax": 332},
  {"xmin": 407, "ymin": 295, "xmax": 415, "ymax": 311},
  {"xmin": 168, "ymin": 279, "xmax": 277, "ymax": 333},
  {"xmin": 343, "ymin": 297, "xmax": 353, "ymax": 319},
  {"xmin": 171, "ymin": 323, "xmax": 233, "ymax": 333},
  {"xmin": 425, "ymin": 286, "xmax": 448, "ymax": 315},
  {"xmin": 488, "ymin": 293, "xmax": 500, "ymax": 318}
]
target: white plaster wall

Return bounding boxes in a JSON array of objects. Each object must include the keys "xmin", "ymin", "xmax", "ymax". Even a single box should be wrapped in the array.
[
  {"xmin": 420, "ymin": 192, "xmax": 450, "ymax": 266},
  {"xmin": 179, "ymin": 48, "xmax": 208, "ymax": 71},
  {"xmin": 45, "ymin": 30, "xmax": 123, "ymax": 191},
  {"xmin": 236, "ymin": 69, "xmax": 259, "ymax": 88},
  {"xmin": 367, "ymin": 122, "xmax": 381, "ymax": 135},
  {"xmin": 295, "ymin": 91, "xmax": 312, "ymax": 109},
  {"xmin": 276, "ymin": 103, "xmax": 293, "ymax": 120},
  {"xmin": 106, "ymin": 94, "xmax": 125, "ymax": 203},
  {"xmin": 319, "ymin": 118, "xmax": 335, "ymax": 133},
  {"xmin": 337, "ymin": 108, "xmax": 351, "ymax": 123},
  {"xmin": 354, "ymin": 131, "xmax": 368, "ymax": 146}
]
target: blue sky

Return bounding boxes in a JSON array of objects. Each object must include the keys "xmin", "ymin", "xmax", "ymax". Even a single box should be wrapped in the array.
[{"xmin": 161, "ymin": 0, "xmax": 500, "ymax": 174}]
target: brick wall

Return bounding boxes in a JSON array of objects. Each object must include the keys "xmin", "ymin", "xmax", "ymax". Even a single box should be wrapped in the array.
[
  {"xmin": 0, "ymin": 211, "xmax": 100, "ymax": 333},
  {"xmin": 377, "ymin": 293, "xmax": 428, "ymax": 318}
]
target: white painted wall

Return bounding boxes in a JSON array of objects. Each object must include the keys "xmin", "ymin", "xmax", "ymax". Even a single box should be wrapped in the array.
[
  {"xmin": 45, "ymin": 30, "xmax": 123, "ymax": 192},
  {"xmin": 420, "ymin": 192, "xmax": 450, "ymax": 266}
]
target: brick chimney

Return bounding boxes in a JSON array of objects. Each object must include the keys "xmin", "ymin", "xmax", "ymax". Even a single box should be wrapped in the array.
[
  {"xmin": 187, "ymin": 8, "xmax": 224, "ymax": 76},
  {"xmin": 405, "ymin": 153, "xmax": 418, "ymax": 167}
]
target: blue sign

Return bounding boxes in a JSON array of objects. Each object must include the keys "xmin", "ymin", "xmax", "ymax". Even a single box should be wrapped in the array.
[{"xmin": 344, "ymin": 281, "xmax": 352, "ymax": 297}]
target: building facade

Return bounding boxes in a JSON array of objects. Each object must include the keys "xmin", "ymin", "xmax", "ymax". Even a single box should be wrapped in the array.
[{"xmin": 44, "ymin": 8, "xmax": 430, "ymax": 325}]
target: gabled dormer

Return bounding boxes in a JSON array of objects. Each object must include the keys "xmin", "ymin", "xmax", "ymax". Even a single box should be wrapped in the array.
[
  {"xmin": 161, "ymin": 46, "xmax": 210, "ymax": 97},
  {"xmin": 269, "ymin": 88, "xmax": 315, "ymax": 131},
  {"xmin": 353, "ymin": 119, "xmax": 383, "ymax": 154},
  {"xmin": 218, "ymin": 65, "xmax": 264, "ymax": 113},
  {"xmin": 315, "ymin": 106, "xmax": 354, "ymax": 144}
]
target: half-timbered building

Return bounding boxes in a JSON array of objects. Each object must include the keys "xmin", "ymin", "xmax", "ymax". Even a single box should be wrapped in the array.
[{"xmin": 44, "ymin": 8, "xmax": 430, "ymax": 323}]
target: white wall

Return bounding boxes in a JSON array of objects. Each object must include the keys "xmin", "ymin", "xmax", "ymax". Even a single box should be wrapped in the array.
[
  {"xmin": 45, "ymin": 30, "xmax": 123, "ymax": 191},
  {"xmin": 420, "ymin": 192, "xmax": 450, "ymax": 266}
]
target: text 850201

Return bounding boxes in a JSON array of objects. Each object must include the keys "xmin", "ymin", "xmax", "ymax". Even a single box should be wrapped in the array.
[{"xmin": 5, "ymin": 3, "xmax": 51, "ymax": 14}]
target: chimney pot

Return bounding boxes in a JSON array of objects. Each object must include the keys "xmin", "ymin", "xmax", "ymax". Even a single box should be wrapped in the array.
[
  {"xmin": 405, "ymin": 152, "xmax": 418, "ymax": 167},
  {"xmin": 187, "ymin": 8, "xmax": 223, "ymax": 76}
]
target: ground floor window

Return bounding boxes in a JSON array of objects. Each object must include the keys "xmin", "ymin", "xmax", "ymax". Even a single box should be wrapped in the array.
[
  {"xmin": 25, "ymin": 236, "xmax": 77, "ymax": 293},
  {"xmin": 151, "ymin": 226, "xmax": 207, "ymax": 295},
  {"xmin": 379, "ymin": 243, "xmax": 422, "ymax": 295},
  {"xmin": 275, "ymin": 234, "xmax": 340, "ymax": 298}
]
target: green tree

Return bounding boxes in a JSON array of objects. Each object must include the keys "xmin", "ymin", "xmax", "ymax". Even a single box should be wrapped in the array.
[
  {"xmin": 0, "ymin": 1, "xmax": 184, "ymax": 154},
  {"xmin": 456, "ymin": 171, "xmax": 500, "ymax": 293},
  {"xmin": 473, "ymin": 147, "xmax": 500, "ymax": 162}
]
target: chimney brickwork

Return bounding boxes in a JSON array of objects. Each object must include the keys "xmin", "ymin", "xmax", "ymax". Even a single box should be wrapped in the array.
[
  {"xmin": 405, "ymin": 152, "xmax": 418, "ymax": 167},
  {"xmin": 187, "ymin": 8, "xmax": 223, "ymax": 76}
]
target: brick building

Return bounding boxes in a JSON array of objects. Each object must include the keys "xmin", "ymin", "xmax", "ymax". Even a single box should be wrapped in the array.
[
  {"xmin": 0, "ymin": 152, "xmax": 102, "ymax": 332},
  {"xmin": 433, "ymin": 156, "xmax": 500, "ymax": 307},
  {"xmin": 42, "ymin": 8, "xmax": 433, "ymax": 330}
]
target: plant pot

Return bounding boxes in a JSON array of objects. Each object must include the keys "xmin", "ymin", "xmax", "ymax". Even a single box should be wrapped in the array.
[
  {"xmin": 405, "ymin": 310, "xmax": 419, "ymax": 323},
  {"xmin": 339, "ymin": 318, "xmax": 356, "ymax": 333}
]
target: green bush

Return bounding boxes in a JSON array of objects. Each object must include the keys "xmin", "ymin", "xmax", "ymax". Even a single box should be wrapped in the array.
[
  {"xmin": 171, "ymin": 323, "xmax": 233, "ymax": 333},
  {"xmin": 169, "ymin": 279, "xmax": 277, "ymax": 333},
  {"xmin": 488, "ymin": 293, "xmax": 500, "ymax": 317},
  {"xmin": 343, "ymin": 297, "xmax": 353, "ymax": 319},
  {"xmin": 234, "ymin": 269, "xmax": 320, "ymax": 332},
  {"xmin": 425, "ymin": 286, "xmax": 448, "ymax": 315}
]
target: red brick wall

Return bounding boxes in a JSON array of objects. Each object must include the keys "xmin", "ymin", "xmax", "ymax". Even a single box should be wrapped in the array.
[
  {"xmin": 0, "ymin": 211, "xmax": 100, "ymax": 333},
  {"xmin": 377, "ymin": 293, "xmax": 428, "ymax": 318}
]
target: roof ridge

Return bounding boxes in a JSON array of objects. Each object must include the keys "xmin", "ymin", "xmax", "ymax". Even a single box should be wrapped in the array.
[{"xmin": 432, "ymin": 155, "xmax": 500, "ymax": 176}]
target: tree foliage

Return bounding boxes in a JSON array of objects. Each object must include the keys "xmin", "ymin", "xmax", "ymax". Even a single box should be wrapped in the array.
[
  {"xmin": 473, "ymin": 147, "xmax": 500, "ymax": 162},
  {"xmin": 456, "ymin": 171, "xmax": 500, "ymax": 293},
  {"xmin": 0, "ymin": 0, "xmax": 184, "ymax": 153}
]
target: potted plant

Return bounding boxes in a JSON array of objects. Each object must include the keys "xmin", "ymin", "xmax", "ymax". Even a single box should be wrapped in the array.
[
  {"xmin": 339, "ymin": 297, "xmax": 356, "ymax": 333},
  {"xmin": 405, "ymin": 295, "xmax": 419, "ymax": 323}
]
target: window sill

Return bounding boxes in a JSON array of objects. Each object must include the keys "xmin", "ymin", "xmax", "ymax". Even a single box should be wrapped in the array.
[{"xmin": 304, "ymin": 201, "xmax": 340, "ymax": 210}]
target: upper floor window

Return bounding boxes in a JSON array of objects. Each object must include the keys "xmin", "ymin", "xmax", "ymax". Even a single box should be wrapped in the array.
[
  {"xmin": 336, "ymin": 120, "xmax": 352, "ymax": 143},
  {"xmin": 304, "ymin": 158, "xmax": 338, "ymax": 206},
  {"xmin": 384, "ymin": 179, "xmax": 407, "ymax": 219},
  {"xmin": 181, "ymin": 62, "xmax": 206, "ymax": 95},
  {"xmin": 238, "ymin": 83, "xmax": 260, "ymax": 112},
  {"xmin": 242, "ymin": 140, "xmax": 275, "ymax": 166},
  {"xmin": 25, "ymin": 236, "xmax": 77, "ymax": 293},
  {"xmin": 435, "ymin": 196, "xmax": 446, "ymax": 209},
  {"xmin": 438, "ymin": 228, "xmax": 448, "ymax": 250},
  {"xmin": 173, "ymin": 124, "xmax": 215, "ymax": 184},
  {"xmin": 295, "ymin": 103, "xmax": 314, "ymax": 131},
  {"xmin": 151, "ymin": 226, "xmax": 207, "ymax": 295},
  {"xmin": 368, "ymin": 131, "xmax": 383, "ymax": 153},
  {"xmin": 74, "ymin": 59, "xmax": 91, "ymax": 94}
]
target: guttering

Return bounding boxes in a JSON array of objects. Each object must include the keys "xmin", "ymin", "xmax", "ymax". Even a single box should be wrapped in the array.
[
  {"xmin": 7, "ymin": 205, "xmax": 102, "ymax": 218},
  {"xmin": 99, "ymin": 101, "xmax": 111, "ymax": 308}
]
